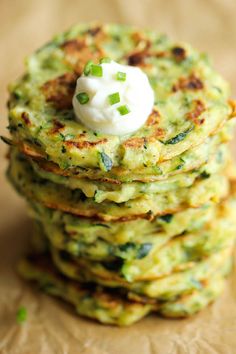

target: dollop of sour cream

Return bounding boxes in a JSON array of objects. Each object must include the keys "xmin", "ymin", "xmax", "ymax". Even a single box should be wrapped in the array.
[{"xmin": 72, "ymin": 60, "xmax": 154, "ymax": 135}]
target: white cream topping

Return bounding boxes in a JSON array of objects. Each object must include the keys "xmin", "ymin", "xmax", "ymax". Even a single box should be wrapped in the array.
[{"xmin": 72, "ymin": 60, "xmax": 154, "ymax": 135}]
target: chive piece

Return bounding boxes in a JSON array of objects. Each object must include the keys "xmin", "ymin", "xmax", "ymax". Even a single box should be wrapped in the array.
[
  {"xmin": 100, "ymin": 57, "xmax": 111, "ymax": 64},
  {"xmin": 117, "ymin": 105, "xmax": 130, "ymax": 115},
  {"xmin": 108, "ymin": 92, "xmax": 120, "ymax": 105},
  {"xmin": 116, "ymin": 71, "xmax": 126, "ymax": 81},
  {"xmin": 91, "ymin": 64, "xmax": 103, "ymax": 77},
  {"xmin": 16, "ymin": 307, "xmax": 27, "ymax": 324},
  {"xmin": 84, "ymin": 60, "xmax": 93, "ymax": 76},
  {"xmin": 76, "ymin": 92, "xmax": 89, "ymax": 104},
  {"xmin": 99, "ymin": 152, "xmax": 113, "ymax": 171}
]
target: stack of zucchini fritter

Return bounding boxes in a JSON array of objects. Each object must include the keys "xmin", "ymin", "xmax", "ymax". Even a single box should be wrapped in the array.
[{"xmin": 4, "ymin": 23, "xmax": 236, "ymax": 325}]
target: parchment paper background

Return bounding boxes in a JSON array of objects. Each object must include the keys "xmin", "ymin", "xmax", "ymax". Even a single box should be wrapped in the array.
[{"xmin": 1, "ymin": 1, "xmax": 236, "ymax": 353}]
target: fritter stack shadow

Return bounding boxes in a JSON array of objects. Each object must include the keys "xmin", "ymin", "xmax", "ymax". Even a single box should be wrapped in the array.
[{"xmin": 4, "ymin": 23, "xmax": 236, "ymax": 325}]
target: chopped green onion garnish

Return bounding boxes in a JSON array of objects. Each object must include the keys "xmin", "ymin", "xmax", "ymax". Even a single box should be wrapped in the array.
[
  {"xmin": 117, "ymin": 105, "xmax": 130, "ymax": 115},
  {"xmin": 108, "ymin": 92, "xmax": 120, "ymax": 105},
  {"xmin": 16, "ymin": 306, "xmax": 27, "ymax": 324},
  {"xmin": 76, "ymin": 92, "xmax": 89, "ymax": 104},
  {"xmin": 91, "ymin": 64, "xmax": 103, "ymax": 77},
  {"xmin": 116, "ymin": 71, "xmax": 126, "ymax": 81},
  {"xmin": 84, "ymin": 60, "xmax": 93, "ymax": 76},
  {"xmin": 100, "ymin": 57, "xmax": 111, "ymax": 64}
]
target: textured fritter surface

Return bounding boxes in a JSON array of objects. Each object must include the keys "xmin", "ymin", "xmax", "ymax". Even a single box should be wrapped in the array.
[
  {"xmin": 7, "ymin": 149, "xmax": 230, "ymax": 221},
  {"xmin": 30, "ymin": 144, "xmax": 230, "ymax": 203},
  {"xmin": 18, "ymin": 118, "xmax": 236, "ymax": 182},
  {"xmin": 29, "ymin": 200, "xmax": 220, "ymax": 246},
  {"xmin": 18, "ymin": 253, "xmax": 229, "ymax": 325},
  {"xmin": 7, "ymin": 23, "xmax": 233, "ymax": 171},
  {"xmin": 18, "ymin": 255, "xmax": 152, "ymax": 326},
  {"xmin": 51, "ymin": 246, "xmax": 232, "ymax": 299},
  {"xmin": 32, "ymin": 203, "xmax": 236, "ymax": 282},
  {"xmin": 30, "ymin": 194, "xmax": 236, "ymax": 283}
]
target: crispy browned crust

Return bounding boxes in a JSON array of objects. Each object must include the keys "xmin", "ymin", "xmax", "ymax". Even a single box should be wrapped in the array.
[
  {"xmin": 128, "ymin": 282, "xmax": 213, "ymax": 316},
  {"xmin": 127, "ymin": 35, "xmax": 188, "ymax": 66},
  {"xmin": 61, "ymin": 38, "xmax": 87, "ymax": 54},
  {"xmin": 131, "ymin": 31, "xmax": 151, "ymax": 46},
  {"xmin": 127, "ymin": 287, "xmax": 202, "ymax": 305},
  {"xmin": 86, "ymin": 26, "xmax": 103, "ymax": 37},
  {"xmin": 64, "ymin": 43, "xmax": 105, "ymax": 76},
  {"xmin": 20, "ymin": 142, "xmax": 45, "ymax": 159},
  {"xmin": 151, "ymin": 128, "xmax": 166, "ymax": 139},
  {"xmin": 146, "ymin": 109, "xmax": 166, "ymax": 138},
  {"xmin": 21, "ymin": 111, "xmax": 31, "ymax": 125},
  {"xmin": 126, "ymin": 33, "xmax": 152, "ymax": 67},
  {"xmin": 60, "ymin": 27, "xmax": 106, "ymax": 75},
  {"xmin": 122, "ymin": 133, "xmax": 164, "ymax": 149},
  {"xmin": 57, "ymin": 243, "xmax": 216, "ymax": 283},
  {"xmin": 127, "ymin": 50, "xmax": 151, "ymax": 67},
  {"xmin": 122, "ymin": 137, "xmax": 147, "ymax": 149},
  {"xmin": 22, "ymin": 254, "xmax": 222, "ymax": 319},
  {"xmin": 171, "ymin": 46, "xmax": 187, "ymax": 62},
  {"xmin": 85, "ymin": 24, "xmax": 108, "ymax": 43},
  {"xmin": 41, "ymin": 29, "xmax": 108, "ymax": 109},
  {"xmin": 172, "ymin": 73, "xmax": 204, "ymax": 92},
  {"xmin": 230, "ymin": 178, "xmax": 236, "ymax": 194},
  {"xmin": 127, "ymin": 292, "xmax": 159, "ymax": 305},
  {"xmin": 15, "ymin": 147, "xmax": 122, "ymax": 185},
  {"xmin": 33, "ymin": 157, "xmax": 121, "ymax": 185},
  {"xmin": 14, "ymin": 108, "xmax": 231, "ymax": 184},
  {"xmin": 41, "ymin": 72, "xmax": 77, "ymax": 110},
  {"xmin": 50, "ymin": 119, "xmax": 66, "ymax": 134},
  {"xmin": 186, "ymin": 99, "xmax": 206, "ymax": 125},
  {"xmin": 13, "ymin": 164, "xmax": 232, "ymax": 222},
  {"xmin": 22, "ymin": 254, "xmax": 139, "ymax": 308},
  {"xmin": 126, "ymin": 34, "xmax": 188, "ymax": 67},
  {"xmin": 32, "ymin": 192, "xmax": 192, "ymax": 221},
  {"xmin": 229, "ymin": 99, "xmax": 236, "ymax": 118},
  {"xmin": 64, "ymin": 138, "xmax": 108, "ymax": 149},
  {"xmin": 146, "ymin": 109, "xmax": 159, "ymax": 125}
]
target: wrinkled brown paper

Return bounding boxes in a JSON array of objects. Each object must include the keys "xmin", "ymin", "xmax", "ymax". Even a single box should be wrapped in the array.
[{"xmin": 1, "ymin": 0, "xmax": 236, "ymax": 353}]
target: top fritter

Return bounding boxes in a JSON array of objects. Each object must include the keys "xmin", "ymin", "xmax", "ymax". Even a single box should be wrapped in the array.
[{"xmin": 7, "ymin": 23, "xmax": 233, "ymax": 172}]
